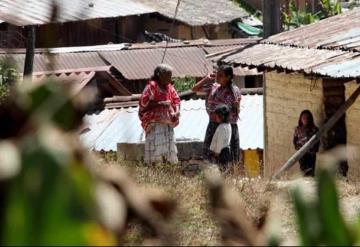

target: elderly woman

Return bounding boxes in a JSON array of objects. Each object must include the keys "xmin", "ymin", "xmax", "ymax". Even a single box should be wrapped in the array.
[
  {"xmin": 192, "ymin": 65, "xmax": 241, "ymax": 165},
  {"xmin": 139, "ymin": 64, "xmax": 181, "ymax": 164}
]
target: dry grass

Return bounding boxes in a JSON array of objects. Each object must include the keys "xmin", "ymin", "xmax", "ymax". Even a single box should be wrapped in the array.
[{"xmin": 93, "ymin": 152, "xmax": 360, "ymax": 246}]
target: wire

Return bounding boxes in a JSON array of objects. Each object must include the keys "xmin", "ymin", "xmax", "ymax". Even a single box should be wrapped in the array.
[{"xmin": 161, "ymin": 0, "xmax": 182, "ymax": 63}]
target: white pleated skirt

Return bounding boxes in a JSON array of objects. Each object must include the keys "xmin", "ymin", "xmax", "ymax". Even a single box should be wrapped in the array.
[{"xmin": 144, "ymin": 123, "xmax": 178, "ymax": 164}]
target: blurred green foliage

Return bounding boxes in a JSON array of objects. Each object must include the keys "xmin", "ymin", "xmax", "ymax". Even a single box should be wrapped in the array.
[
  {"xmin": 292, "ymin": 168, "xmax": 359, "ymax": 246},
  {"xmin": 283, "ymin": 0, "xmax": 342, "ymax": 29},
  {"xmin": 0, "ymin": 81, "xmax": 115, "ymax": 245},
  {"xmin": 173, "ymin": 76, "xmax": 196, "ymax": 92},
  {"xmin": 0, "ymin": 59, "xmax": 18, "ymax": 104},
  {"xmin": 0, "ymin": 59, "xmax": 18, "ymax": 86}
]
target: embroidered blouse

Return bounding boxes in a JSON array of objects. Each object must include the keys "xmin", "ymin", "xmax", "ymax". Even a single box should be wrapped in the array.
[
  {"xmin": 139, "ymin": 80, "xmax": 180, "ymax": 133},
  {"xmin": 202, "ymin": 82, "xmax": 241, "ymax": 124},
  {"xmin": 293, "ymin": 125, "xmax": 320, "ymax": 154}
]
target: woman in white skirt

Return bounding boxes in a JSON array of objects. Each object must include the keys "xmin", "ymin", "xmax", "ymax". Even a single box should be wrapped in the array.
[{"xmin": 139, "ymin": 64, "xmax": 181, "ymax": 164}]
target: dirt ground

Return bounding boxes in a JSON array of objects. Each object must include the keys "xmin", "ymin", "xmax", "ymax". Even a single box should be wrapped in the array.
[{"xmin": 95, "ymin": 154, "xmax": 360, "ymax": 246}]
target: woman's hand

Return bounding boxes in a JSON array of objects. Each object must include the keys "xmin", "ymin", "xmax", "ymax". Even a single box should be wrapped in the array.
[
  {"xmin": 192, "ymin": 73, "xmax": 215, "ymax": 92},
  {"xmin": 171, "ymin": 105, "xmax": 180, "ymax": 119},
  {"xmin": 158, "ymin": 100, "xmax": 171, "ymax": 106},
  {"xmin": 171, "ymin": 111, "xmax": 180, "ymax": 118},
  {"xmin": 204, "ymin": 73, "xmax": 216, "ymax": 81}
]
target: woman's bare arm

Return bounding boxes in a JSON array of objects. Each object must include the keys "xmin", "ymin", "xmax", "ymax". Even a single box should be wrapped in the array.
[{"xmin": 192, "ymin": 74, "xmax": 215, "ymax": 92}]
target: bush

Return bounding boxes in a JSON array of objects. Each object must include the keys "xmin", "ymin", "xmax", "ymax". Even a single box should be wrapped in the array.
[{"xmin": 173, "ymin": 76, "xmax": 196, "ymax": 92}]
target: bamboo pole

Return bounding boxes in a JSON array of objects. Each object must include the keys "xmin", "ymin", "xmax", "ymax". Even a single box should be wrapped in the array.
[{"xmin": 272, "ymin": 84, "xmax": 360, "ymax": 180}]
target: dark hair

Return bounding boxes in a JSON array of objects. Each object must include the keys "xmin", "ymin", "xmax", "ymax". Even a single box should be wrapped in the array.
[
  {"xmin": 214, "ymin": 104, "xmax": 230, "ymax": 123},
  {"xmin": 217, "ymin": 65, "xmax": 234, "ymax": 83},
  {"xmin": 298, "ymin": 110, "xmax": 315, "ymax": 127}
]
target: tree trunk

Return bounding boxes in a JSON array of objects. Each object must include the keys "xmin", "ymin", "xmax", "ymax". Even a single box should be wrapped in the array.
[
  {"xmin": 23, "ymin": 26, "xmax": 36, "ymax": 78},
  {"xmin": 262, "ymin": 0, "xmax": 282, "ymax": 38}
]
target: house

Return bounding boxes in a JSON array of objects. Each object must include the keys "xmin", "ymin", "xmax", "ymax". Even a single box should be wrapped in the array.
[
  {"xmin": 0, "ymin": 0, "xmax": 257, "ymax": 48},
  {"xmin": 137, "ymin": 0, "xmax": 259, "ymax": 40},
  {"xmin": 101, "ymin": 38, "xmax": 262, "ymax": 93},
  {"xmin": 0, "ymin": 38, "xmax": 262, "ymax": 95},
  {"xmin": 80, "ymin": 94, "xmax": 264, "ymax": 177},
  {"xmin": 31, "ymin": 66, "xmax": 131, "ymax": 110},
  {"xmin": 214, "ymin": 9, "xmax": 360, "ymax": 180}
]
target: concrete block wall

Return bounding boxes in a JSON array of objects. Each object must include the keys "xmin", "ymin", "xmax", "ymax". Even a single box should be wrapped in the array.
[
  {"xmin": 117, "ymin": 141, "xmax": 203, "ymax": 162},
  {"xmin": 264, "ymin": 71, "xmax": 324, "ymax": 177},
  {"xmin": 345, "ymin": 81, "xmax": 360, "ymax": 181}
]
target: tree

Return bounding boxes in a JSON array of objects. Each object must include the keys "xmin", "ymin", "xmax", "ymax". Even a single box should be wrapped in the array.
[
  {"xmin": 0, "ymin": 59, "xmax": 18, "ymax": 103},
  {"xmin": 283, "ymin": 0, "xmax": 342, "ymax": 29}
]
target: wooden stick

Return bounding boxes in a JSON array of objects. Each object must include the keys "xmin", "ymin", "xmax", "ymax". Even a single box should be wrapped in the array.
[{"xmin": 272, "ymin": 84, "xmax": 360, "ymax": 180}]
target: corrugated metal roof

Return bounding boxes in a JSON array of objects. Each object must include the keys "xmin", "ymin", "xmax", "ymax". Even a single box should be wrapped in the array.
[
  {"xmin": 0, "ymin": 0, "xmax": 154, "ymax": 26},
  {"xmin": 0, "ymin": 0, "xmax": 249, "ymax": 27},
  {"xmin": 218, "ymin": 43, "xmax": 360, "ymax": 78},
  {"xmin": 0, "ymin": 39, "xmax": 260, "ymax": 78},
  {"xmin": 47, "ymin": 44, "xmax": 127, "ymax": 53},
  {"xmin": 100, "ymin": 47, "xmax": 213, "ymax": 80},
  {"xmin": 32, "ymin": 71, "xmax": 96, "ymax": 95},
  {"xmin": 203, "ymin": 45, "xmax": 244, "ymax": 55},
  {"xmin": 264, "ymin": 8, "xmax": 360, "ymax": 52},
  {"xmin": 0, "ymin": 52, "xmax": 107, "ymax": 73},
  {"xmin": 80, "ymin": 96, "xmax": 264, "ymax": 152},
  {"xmin": 129, "ymin": 38, "xmax": 260, "ymax": 50},
  {"xmin": 137, "ymin": 0, "xmax": 248, "ymax": 26}
]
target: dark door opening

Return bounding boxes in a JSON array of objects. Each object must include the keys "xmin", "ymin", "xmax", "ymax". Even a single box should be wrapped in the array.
[{"xmin": 322, "ymin": 79, "xmax": 348, "ymax": 177}]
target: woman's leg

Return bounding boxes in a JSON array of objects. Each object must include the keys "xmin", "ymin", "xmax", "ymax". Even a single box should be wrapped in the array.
[
  {"xmin": 299, "ymin": 154, "xmax": 315, "ymax": 177},
  {"xmin": 153, "ymin": 124, "xmax": 178, "ymax": 164},
  {"xmin": 299, "ymin": 155, "xmax": 308, "ymax": 176},
  {"xmin": 218, "ymin": 147, "xmax": 231, "ymax": 172},
  {"xmin": 203, "ymin": 121, "xmax": 219, "ymax": 161},
  {"xmin": 145, "ymin": 125, "xmax": 157, "ymax": 164},
  {"xmin": 230, "ymin": 124, "xmax": 240, "ymax": 162},
  {"xmin": 308, "ymin": 154, "xmax": 316, "ymax": 177}
]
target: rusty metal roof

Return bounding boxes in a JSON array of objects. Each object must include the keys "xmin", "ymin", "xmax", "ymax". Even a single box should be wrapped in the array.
[
  {"xmin": 32, "ymin": 71, "xmax": 96, "ymax": 95},
  {"xmin": 31, "ymin": 66, "xmax": 132, "ymax": 95},
  {"xmin": 0, "ymin": 39, "xmax": 260, "ymax": 79},
  {"xmin": 213, "ymin": 9, "xmax": 360, "ymax": 79},
  {"xmin": 218, "ymin": 44, "xmax": 360, "ymax": 78},
  {"xmin": 137, "ymin": 0, "xmax": 248, "ymax": 26},
  {"xmin": 0, "ymin": 52, "xmax": 107, "ymax": 73},
  {"xmin": 264, "ymin": 9, "xmax": 360, "ymax": 52},
  {"xmin": 0, "ymin": 0, "xmax": 154, "ymax": 26},
  {"xmin": 129, "ymin": 38, "xmax": 260, "ymax": 50},
  {"xmin": 0, "ymin": 0, "xmax": 248, "ymax": 27},
  {"xmin": 100, "ymin": 47, "xmax": 213, "ymax": 80}
]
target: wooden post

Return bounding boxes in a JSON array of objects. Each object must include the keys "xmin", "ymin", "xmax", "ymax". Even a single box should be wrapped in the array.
[
  {"xmin": 262, "ymin": 0, "xmax": 282, "ymax": 38},
  {"xmin": 23, "ymin": 26, "xmax": 36, "ymax": 78},
  {"xmin": 272, "ymin": 84, "xmax": 360, "ymax": 180}
]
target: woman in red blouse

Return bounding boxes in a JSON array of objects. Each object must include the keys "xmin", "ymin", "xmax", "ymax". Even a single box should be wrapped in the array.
[
  {"xmin": 192, "ymin": 65, "xmax": 241, "ymax": 167},
  {"xmin": 139, "ymin": 64, "xmax": 181, "ymax": 164}
]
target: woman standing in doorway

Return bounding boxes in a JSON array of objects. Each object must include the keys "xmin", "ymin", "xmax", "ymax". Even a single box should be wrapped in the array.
[
  {"xmin": 192, "ymin": 65, "xmax": 241, "ymax": 166},
  {"xmin": 293, "ymin": 110, "xmax": 320, "ymax": 176},
  {"xmin": 139, "ymin": 64, "xmax": 180, "ymax": 164}
]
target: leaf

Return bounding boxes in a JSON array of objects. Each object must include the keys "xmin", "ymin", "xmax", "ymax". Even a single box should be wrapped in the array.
[
  {"xmin": 2, "ymin": 134, "xmax": 97, "ymax": 245},
  {"xmin": 317, "ymin": 169, "xmax": 354, "ymax": 245},
  {"xmin": 292, "ymin": 189, "xmax": 320, "ymax": 245}
]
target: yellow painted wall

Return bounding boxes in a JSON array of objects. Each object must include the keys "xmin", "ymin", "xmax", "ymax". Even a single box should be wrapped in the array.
[{"xmin": 243, "ymin": 150, "xmax": 262, "ymax": 177}]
